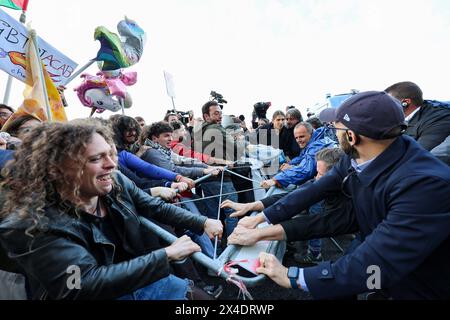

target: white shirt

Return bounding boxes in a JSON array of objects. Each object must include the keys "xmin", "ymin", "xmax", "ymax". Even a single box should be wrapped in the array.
[{"xmin": 405, "ymin": 107, "xmax": 421, "ymax": 123}]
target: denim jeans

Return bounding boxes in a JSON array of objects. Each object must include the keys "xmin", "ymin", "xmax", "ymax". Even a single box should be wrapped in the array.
[
  {"xmin": 118, "ymin": 275, "xmax": 190, "ymax": 300},
  {"xmin": 200, "ymin": 180, "xmax": 238, "ymax": 237},
  {"xmin": 0, "ymin": 269, "xmax": 27, "ymax": 300},
  {"xmin": 308, "ymin": 200, "xmax": 325, "ymax": 253},
  {"xmin": 181, "ymin": 199, "xmax": 215, "ymax": 258}
]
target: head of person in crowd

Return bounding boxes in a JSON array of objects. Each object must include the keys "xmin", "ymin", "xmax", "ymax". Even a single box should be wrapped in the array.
[
  {"xmin": 271, "ymin": 110, "xmax": 285, "ymax": 131},
  {"xmin": 285, "ymin": 108, "xmax": 303, "ymax": 129},
  {"xmin": 164, "ymin": 111, "xmax": 179, "ymax": 124},
  {"xmin": 135, "ymin": 116, "xmax": 146, "ymax": 128},
  {"xmin": 171, "ymin": 120, "xmax": 188, "ymax": 143},
  {"xmin": 111, "ymin": 115, "xmax": 141, "ymax": 151},
  {"xmin": 257, "ymin": 118, "xmax": 269, "ymax": 128},
  {"xmin": 3, "ymin": 114, "xmax": 42, "ymax": 140},
  {"xmin": 294, "ymin": 122, "xmax": 314, "ymax": 149},
  {"xmin": 285, "ymin": 105, "xmax": 296, "ymax": 112},
  {"xmin": 315, "ymin": 147, "xmax": 344, "ymax": 179},
  {"xmin": 0, "ymin": 104, "xmax": 14, "ymax": 129},
  {"xmin": 384, "ymin": 81, "xmax": 423, "ymax": 117},
  {"xmin": 109, "ymin": 114, "xmax": 122, "ymax": 123},
  {"xmin": 0, "ymin": 120, "xmax": 117, "ymax": 223},
  {"xmin": 144, "ymin": 121, "xmax": 174, "ymax": 149},
  {"xmin": 222, "ymin": 115, "xmax": 244, "ymax": 140},
  {"xmin": 202, "ymin": 101, "xmax": 222, "ymax": 125},
  {"xmin": 320, "ymin": 91, "xmax": 407, "ymax": 159},
  {"xmin": 306, "ymin": 117, "xmax": 323, "ymax": 130}
]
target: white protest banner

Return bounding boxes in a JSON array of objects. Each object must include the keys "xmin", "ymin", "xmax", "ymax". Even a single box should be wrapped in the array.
[
  {"xmin": 0, "ymin": 8, "xmax": 78, "ymax": 86},
  {"xmin": 164, "ymin": 70, "xmax": 176, "ymax": 98}
]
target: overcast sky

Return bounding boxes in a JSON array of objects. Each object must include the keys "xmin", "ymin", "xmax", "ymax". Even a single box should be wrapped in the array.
[{"xmin": 1, "ymin": 0, "xmax": 450, "ymax": 123}]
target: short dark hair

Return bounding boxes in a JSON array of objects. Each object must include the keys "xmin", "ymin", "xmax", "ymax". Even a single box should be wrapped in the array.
[
  {"xmin": 286, "ymin": 108, "xmax": 303, "ymax": 122},
  {"xmin": 0, "ymin": 104, "xmax": 15, "ymax": 114},
  {"xmin": 202, "ymin": 101, "xmax": 219, "ymax": 116},
  {"xmin": 170, "ymin": 120, "xmax": 184, "ymax": 131},
  {"xmin": 147, "ymin": 121, "xmax": 173, "ymax": 139},
  {"xmin": 315, "ymin": 147, "xmax": 344, "ymax": 171},
  {"xmin": 384, "ymin": 81, "xmax": 423, "ymax": 106},
  {"xmin": 306, "ymin": 117, "xmax": 323, "ymax": 129},
  {"xmin": 164, "ymin": 111, "xmax": 178, "ymax": 122}
]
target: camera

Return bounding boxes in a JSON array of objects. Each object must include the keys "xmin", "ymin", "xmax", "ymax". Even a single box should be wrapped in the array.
[
  {"xmin": 252, "ymin": 102, "xmax": 271, "ymax": 129},
  {"xmin": 166, "ymin": 109, "xmax": 192, "ymax": 126},
  {"xmin": 210, "ymin": 91, "xmax": 228, "ymax": 109}
]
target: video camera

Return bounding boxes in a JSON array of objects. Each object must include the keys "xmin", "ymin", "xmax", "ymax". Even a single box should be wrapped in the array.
[
  {"xmin": 252, "ymin": 102, "xmax": 271, "ymax": 129},
  {"xmin": 166, "ymin": 109, "xmax": 193, "ymax": 126},
  {"xmin": 210, "ymin": 91, "xmax": 228, "ymax": 109}
]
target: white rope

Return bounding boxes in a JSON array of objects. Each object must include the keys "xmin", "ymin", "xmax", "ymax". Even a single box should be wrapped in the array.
[
  {"xmin": 213, "ymin": 167, "xmax": 227, "ymax": 260},
  {"xmin": 174, "ymin": 187, "xmax": 266, "ymax": 205},
  {"xmin": 224, "ymin": 168, "xmax": 263, "ymax": 184}
]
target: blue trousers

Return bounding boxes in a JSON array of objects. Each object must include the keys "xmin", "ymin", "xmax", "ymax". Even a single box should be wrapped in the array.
[
  {"xmin": 307, "ymin": 200, "xmax": 325, "ymax": 253},
  {"xmin": 180, "ymin": 199, "xmax": 215, "ymax": 258},
  {"xmin": 200, "ymin": 180, "xmax": 238, "ymax": 237},
  {"xmin": 118, "ymin": 275, "xmax": 190, "ymax": 300}
]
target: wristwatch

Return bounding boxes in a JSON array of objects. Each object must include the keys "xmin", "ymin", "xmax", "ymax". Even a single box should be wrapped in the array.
[{"xmin": 287, "ymin": 266, "xmax": 300, "ymax": 289}]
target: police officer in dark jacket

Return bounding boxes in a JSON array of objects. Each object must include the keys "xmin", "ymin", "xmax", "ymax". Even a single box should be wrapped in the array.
[
  {"xmin": 229, "ymin": 91, "xmax": 450, "ymax": 299},
  {"xmin": 385, "ymin": 81, "xmax": 450, "ymax": 151}
]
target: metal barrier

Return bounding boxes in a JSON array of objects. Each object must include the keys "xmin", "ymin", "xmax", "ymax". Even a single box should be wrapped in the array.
[{"xmin": 139, "ymin": 216, "xmax": 285, "ymax": 287}]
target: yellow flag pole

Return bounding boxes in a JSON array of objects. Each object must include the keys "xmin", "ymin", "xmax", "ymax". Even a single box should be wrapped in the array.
[{"xmin": 29, "ymin": 29, "xmax": 52, "ymax": 122}]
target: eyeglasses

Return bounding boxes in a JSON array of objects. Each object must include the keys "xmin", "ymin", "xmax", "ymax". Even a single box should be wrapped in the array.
[
  {"xmin": 326, "ymin": 123, "xmax": 349, "ymax": 132},
  {"xmin": 0, "ymin": 112, "xmax": 12, "ymax": 119}
]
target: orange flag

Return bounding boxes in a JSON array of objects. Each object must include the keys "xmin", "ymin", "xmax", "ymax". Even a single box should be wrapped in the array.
[{"xmin": 2, "ymin": 29, "xmax": 67, "ymax": 130}]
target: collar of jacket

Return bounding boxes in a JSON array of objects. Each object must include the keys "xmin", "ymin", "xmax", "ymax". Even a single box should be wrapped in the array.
[{"xmin": 354, "ymin": 136, "xmax": 407, "ymax": 187}]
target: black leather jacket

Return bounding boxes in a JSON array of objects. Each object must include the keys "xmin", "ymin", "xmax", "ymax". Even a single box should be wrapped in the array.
[
  {"xmin": 0, "ymin": 172, "xmax": 207, "ymax": 300},
  {"xmin": 406, "ymin": 103, "xmax": 450, "ymax": 151}
]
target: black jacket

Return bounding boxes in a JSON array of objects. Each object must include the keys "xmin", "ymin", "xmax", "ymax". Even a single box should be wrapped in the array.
[
  {"xmin": 260, "ymin": 181, "xmax": 355, "ymax": 241},
  {"xmin": 264, "ymin": 136, "xmax": 450, "ymax": 299},
  {"xmin": 406, "ymin": 102, "xmax": 450, "ymax": 151},
  {"xmin": 0, "ymin": 172, "xmax": 207, "ymax": 300},
  {"xmin": 279, "ymin": 126, "xmax": 301, "ymax": 159}
]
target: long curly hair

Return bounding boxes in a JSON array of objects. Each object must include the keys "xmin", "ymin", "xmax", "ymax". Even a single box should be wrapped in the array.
[
  {"xmin": 110, "ymin": 115, "xmax": 141, "ymax": 151},
  {"xmin": 0, "ymin": 120, "xmax": 116, "ymax": 227}
]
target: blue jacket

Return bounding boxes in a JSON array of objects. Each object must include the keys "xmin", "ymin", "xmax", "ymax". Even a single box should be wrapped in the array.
[
  {"xmin": 264, "ymin": 136, "xmax": 450, "ymax": 299},
  {"xmin": 118, "ymin": 150, "xmax": 178, "ymax": 182},
  {"xmin": 0, "ymin": 150, "xmax": 14, "ymax": 169},
  {"xmin": 273, "ymin": 127, "xmax": 337, "ymax": 187}
]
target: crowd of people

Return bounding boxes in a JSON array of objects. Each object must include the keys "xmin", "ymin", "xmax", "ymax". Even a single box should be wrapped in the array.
[{"xmin": 0, "ymin": 81, "xmax": 449, "ymax": 300}]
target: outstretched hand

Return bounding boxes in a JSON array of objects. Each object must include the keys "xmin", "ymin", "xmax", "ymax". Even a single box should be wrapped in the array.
[
  {"xmin": 260, "ymin": 179, "xmax": 276, "ymax": 189},
  {"xmin": 165, "ymin": 235, "xmax": 201, "ymax": 262},
  {"xmin": 256, "ymin": 252, "xmax": 291, "ymax": 289},
  {"xmin": 228, "ymin": 225, "xmax": 260, "ymax": 246},
  {"xmin": 221, "ymin": 200, "xmax": 251, "ymax": 218},
  {"xmin": 204, "ymin": 219, "xmax": 224, "ymax": 240}
]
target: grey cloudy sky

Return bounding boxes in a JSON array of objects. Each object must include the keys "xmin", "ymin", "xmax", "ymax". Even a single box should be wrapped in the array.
[{"xmin": 1, "ymin": 0, "xmax": 450, "ymax": 123}]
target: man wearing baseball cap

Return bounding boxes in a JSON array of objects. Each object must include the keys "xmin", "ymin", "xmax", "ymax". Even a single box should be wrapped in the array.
[{"xmin": 238, "ymin": 91, "xmax": 450, "ymax": 299}]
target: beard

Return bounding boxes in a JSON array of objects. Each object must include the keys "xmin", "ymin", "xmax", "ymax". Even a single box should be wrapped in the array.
[{"xmin": 339, "ymin": 135, "xmax": 360, "ymax": 159}]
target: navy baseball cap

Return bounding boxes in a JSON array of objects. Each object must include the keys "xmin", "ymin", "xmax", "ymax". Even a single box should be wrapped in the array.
[{"xmin": 319, "ymin": 91, "xmax": 407, "ymax": 140}]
